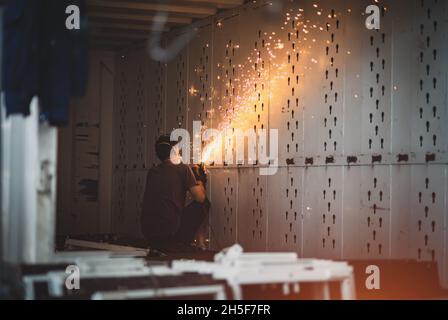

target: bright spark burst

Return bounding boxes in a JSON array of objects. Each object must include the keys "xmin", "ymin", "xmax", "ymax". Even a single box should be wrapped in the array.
[{"xmin": 198, "ymin": 6, "xmax": 338, "ymax": 163}]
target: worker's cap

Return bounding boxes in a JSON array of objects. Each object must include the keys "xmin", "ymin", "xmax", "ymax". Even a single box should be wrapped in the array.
[{"xmin": 156, "ymin": 134, "xmax": 181, "ymax": 148}]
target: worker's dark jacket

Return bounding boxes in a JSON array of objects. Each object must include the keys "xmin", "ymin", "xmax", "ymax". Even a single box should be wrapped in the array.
[{"xmin": 141, "ymin": 163, "xmax": 197, "ymax": 237}]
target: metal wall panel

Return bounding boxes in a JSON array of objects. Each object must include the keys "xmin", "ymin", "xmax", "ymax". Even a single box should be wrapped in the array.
[
  {"xmin": 123, "ymin": 170, "xmax": 146, "ymax": 237},
  {"xmin": 389, "ymin": 0, "xmax": 416, "ymax": 154},
  {"xmin": 238, "ymin": 3, "xmax": 271, "ymax": 165},
  {"xmin": 341, "ymin": 166, "xmax": 363, "ymax": 259},
  {"xmin": 389, "ymin": 165, "xmax": 412, "ymax": 259},
  {"xmin": 251, "ymin": 1, "xmax": 305, "ymax": 164},
  {"xmin": 115, "ymin": 56, "xmax": 130, "ymax": 169},
  {"xmin": 210, "ymin": 10, "xmax": 241, "ymax": 166},
  {"xmin": 112, "ymin": 50, "xmax": 166, "ymax": 237},
  {"xmin": 209, "ymin": 169, "xmax": 238, "ymax": 250},
  {"xmin": 444, "ymin": 168, "xmax": 448, "ymax": 289},
  {"xmin": 302, "ymin": 166, "xmax": 343, "ymax": 260},
  {"xmin": 360, "ymin": 2, "xmax": 392, "ymax": 155},
  {"xmin": 410, "ymin": 165, "xmax": 447, "ymax": 284},
  {"xmin": 267, "ymin": 167, "xmax": 303, "ymax": 253},
  {"xmin": 187, "ymin": 19, "xmax": 214, "ymax": 163},
  {"xmin": 342, "ymin": 0, "xmax": 365, "ymax": 157},
  {"xmin": 187, "ymin": 20, "xmax": 213, "ymax": 130},
  {"xmin": 359, "ymin": 165, "xmax": 391, "ymax": 259},
  {"xmin": 411, "ymin": 0, "xmax": 448, "ymax": 154},
  {"xmin": 112, "ymin": 170, "xmax": 126, "ymax": 233},
  {"xmin": 118, "ymin": 51, "xmax": 151, "ymax": 170},
  {"xmin": 57, "ymin": 51, "xmax": 116, "ymax": 236},
  {"xmin": 146, "ymin": 60, "xmax": 166, "ymax": 168},
  {"xmin": 134, "ymin": 54, "xmax": 150, "ymax": 170},
  {"xmin": 307, "ymin": 1, "xmax": 347, "ymax": 159},
  {"xmin": 237, "ymin": 168, "xmax": 268, "ymax": 251},
  {"xmin": 123, "ymin": 53, "xmax": 139, "ymax": 169},
  {"xmin": 166, "ymin": 34, "xmax": 188, "ymax": 133},
  {"xmin": 72, "ymin": 53, "xmax": 101, "ymax": 233},
  {"xmin": 111, "ymin": 0, "xmax": 448, "ymax": 287}
]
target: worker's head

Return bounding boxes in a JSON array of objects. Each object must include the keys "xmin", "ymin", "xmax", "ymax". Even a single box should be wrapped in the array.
[{"xmin": 155, "ymin": 135, "xmax": 180, "ymax": 163}]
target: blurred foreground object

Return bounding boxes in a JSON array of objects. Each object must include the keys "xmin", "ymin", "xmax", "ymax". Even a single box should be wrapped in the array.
[{"xmin": 2, "ymin": 0, "xmax": 88, "ymax": 126}]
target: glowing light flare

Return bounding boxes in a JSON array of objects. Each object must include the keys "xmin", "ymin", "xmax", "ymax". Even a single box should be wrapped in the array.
[
  {"xmin": 189, "ymin": 86, "xmax": 198, "ymax": 96},
  {"xmin": 197, "ymin": 8, "xmax": 304, "ymax": 163}
]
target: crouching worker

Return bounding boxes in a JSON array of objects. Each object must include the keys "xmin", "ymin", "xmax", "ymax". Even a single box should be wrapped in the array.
[{"xmin": 141, "ymin": 135, "xmax": 210, "ymax": 253}]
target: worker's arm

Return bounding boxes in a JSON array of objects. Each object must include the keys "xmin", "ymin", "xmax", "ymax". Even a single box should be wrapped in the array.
[{"xmin": 189, "ymin": 181, "xmax": 207, "ymax": 203}]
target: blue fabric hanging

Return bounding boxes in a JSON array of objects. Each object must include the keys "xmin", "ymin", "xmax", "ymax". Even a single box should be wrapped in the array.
[{"xmin": 2, "ymin": 0, "xmax": 88, "ymax": 126}]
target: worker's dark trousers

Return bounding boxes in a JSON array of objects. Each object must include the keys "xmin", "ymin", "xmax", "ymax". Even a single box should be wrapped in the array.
[
  {"xmin": 146, "ymin": 200, "xmax": 210, "ymax": 251},
  {"xmin": 176, "ymin": 199, "xmax": 210, "ymax": 244}
]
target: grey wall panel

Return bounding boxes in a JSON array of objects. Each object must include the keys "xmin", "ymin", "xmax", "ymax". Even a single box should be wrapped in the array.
[
  {"xmin": 123, "ymin": 53, "xmax": 139, "ymax": 169},
  {"xmin": 146, "ymin": 60, "xmax": 166, "ymax": 168},
  {"xmin": 112, "ymin": 170, "xmax": 126, "ymax": 233},
  {"xmin": 134, "ymin": 54, "xmax": 150, "ymax": 170},
  {"xmin": 98, "ymin": 53, "xmax": 116, "ymax": 233},
  {"xmin": 56, "ymin": 104, "xmax": 75, "ymax": 236},
  {"xmin": 302, "ymin": 166, "xmax": 343, "ymax": 260},
  {"xmin": 210, "ymin": 10, "xmax": 241, "ymax": 166},
  {"xmin": 411, "ymin": 0, "xmax": 448, "ymax": 154},
  {"xmin": 389, "ymin": 0, "xmax": 417, "ymax": 154},
  {"xmin": 444, "ymin": 168, "xmax": 448, "ymax": 289},
  {"xmin": 112, "ymin": 50, "xmax": 164, "ymax": 237},
  {"xmin": 301, "ymin": 0, "xmax": 328, "ymax": 158},
  {"xmin": 187, "ymin": 19, "xmax": 214, "ymax": 163},
  {"xmin": 237, "ymin": 168, "xmax": 268, "ymax": 251},
  {"xmin": 115, "ymin": 55, "xmax": 130, "ymax": 169},
  {"xmin": 389, "ymin": 165, "xmax": 412, "ymax": 259},
  {"xmin": 166, "ymin": 36, "xmax": 188, "ymax": 133},
  {"xmin": 305, "ymin": 1, "xmax": 347, "ymax": 159},
  {"xmin": 118, "ymin": 50, "xmax": 151, "ymax": 170},
  {"xmin": 57, "ymin": 51, "xmax": 115, "ymax": 236},
  {"xmin": 129, "ymin": 170, "xmax": 147, "ymax": 237},
  {"xmin": 342, "ymin": 1, "xmax": 364, "ymax": 158},
  {"xmin": 187, "ymin": 20, "xmax": 213, "ymax": 130},
  {"xmin": 341, "ymin": 166, "xmax": 363, "ymax": 259},
  {"xmin": 209, "ymin": 169, "xmax": 238, "ymax": 249},
  {"xmin": 254, "ymin": 1, "xmax": 304, "ymax": 164},
  {"xmin": 235, "ymin": 4, "xmax": 272, "ymax": 166},
  {"xmin": 114, "ymin": 170, "xmax": 146, "ymax": 237},
  {"xmin": 359, "ymin": 165, "xmax": 391, "ymax": 259},
  {"xmin": 267, "ymin": 167, "xmax": 303, "ymax": 253},
  {"xmin": 410, "ymin": 165, "xmax": 446, "ymax": 283},
  {"xmin": 360, "ymin": 2, "xmax": 393, "ymax": 155}
]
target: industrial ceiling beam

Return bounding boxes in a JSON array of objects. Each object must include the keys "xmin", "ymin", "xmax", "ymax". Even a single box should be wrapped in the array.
[
  {"xmin": 91, "ymin": 21, "xmax": 169, "ymax": 32},
  {"xmin": 88, "ymin": 0, "xmax": 217, "ymax": 18},
  {"xmin": 90, "ymin": 37, "xmax": 133, "ymax": 45},
  {"xmin": 91, "ymin": 31, "xmax": 150, "ymax": 40},
  {"xmin": 178, "ymin": 0, "xmax": 244, "ymax": 9},
  {"xmin": 89, "ymin": 11, "xmax": 193, "ymax": 25}
]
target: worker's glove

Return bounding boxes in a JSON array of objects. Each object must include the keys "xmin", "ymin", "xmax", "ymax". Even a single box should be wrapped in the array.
[{"xmin": 191, "ymin": 164, "xmax": 207, "ymax": 188}]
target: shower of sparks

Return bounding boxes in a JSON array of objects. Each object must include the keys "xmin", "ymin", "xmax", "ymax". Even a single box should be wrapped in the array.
[{"xmin": 193, "ymin": 5, "xmax": 351, "ymax": 164}]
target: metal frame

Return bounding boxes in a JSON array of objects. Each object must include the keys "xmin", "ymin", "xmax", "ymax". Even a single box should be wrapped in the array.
[
  {"xmin": 172, "ymin": 245, "xmax": 356, "ymax": 300},
  {"xmin": 22, "ymin": 256, "xmax": 178, "ymax": 300}
]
